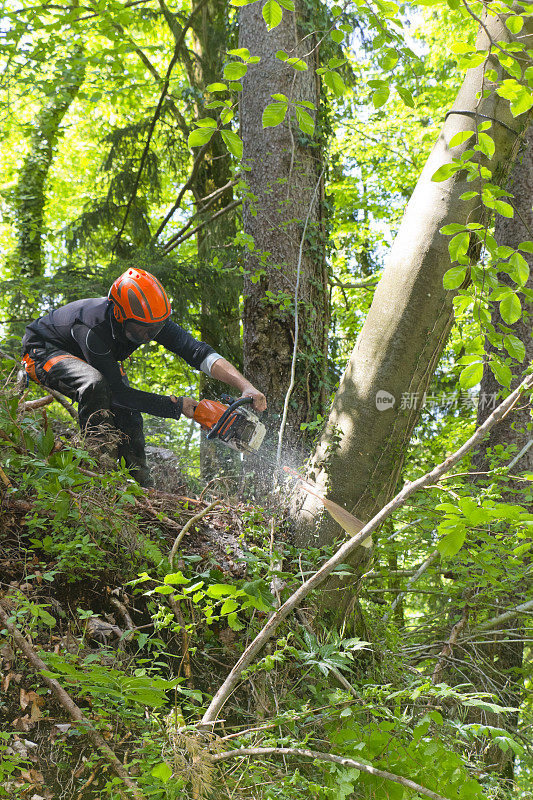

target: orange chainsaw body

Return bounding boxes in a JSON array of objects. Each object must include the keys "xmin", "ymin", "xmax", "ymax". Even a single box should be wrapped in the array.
[
  {"xmin": 193, "ymin": 399, "xmax": 228, "ymax": 431},
  {"xmin": 192, "ymin": 398, "xmax": 266, "ymax": 453}
]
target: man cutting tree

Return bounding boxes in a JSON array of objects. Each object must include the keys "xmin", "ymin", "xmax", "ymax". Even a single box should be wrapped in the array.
[{"xmin": 22, "ymin": 268, "xmax": 266, "ymax": 486}]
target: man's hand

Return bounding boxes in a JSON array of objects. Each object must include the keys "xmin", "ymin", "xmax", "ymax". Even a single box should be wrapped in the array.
[
  {"xmin": 240, "ymin": 385, "xmax": 267, "ymax": 413},
  {"xmin": 180, "ymin": 396, "xmax": 198, "ymax": 419},
  {"xmin": 209, "ymin": 358, "xmax": 267, "ymax": 413}
]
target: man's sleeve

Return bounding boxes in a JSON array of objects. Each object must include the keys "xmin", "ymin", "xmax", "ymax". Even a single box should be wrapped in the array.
[
  {"xmin": 155, "ymin": 320, "xmax": 223, "ymax": 375},
  {"xmin": 71, "ymin": 324, "xmax": 182, "ymax": 419}
]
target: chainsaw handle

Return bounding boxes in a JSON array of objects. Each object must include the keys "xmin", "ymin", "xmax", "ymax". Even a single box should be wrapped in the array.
[{"xmin": 206, "ymin": 396, "xmax": 253, "ymax": 441}]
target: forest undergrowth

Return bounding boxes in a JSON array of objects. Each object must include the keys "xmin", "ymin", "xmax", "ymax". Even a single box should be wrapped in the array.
[{"xmin": 1, "ymin": 368, "xmax": 532, "ymax": 800}]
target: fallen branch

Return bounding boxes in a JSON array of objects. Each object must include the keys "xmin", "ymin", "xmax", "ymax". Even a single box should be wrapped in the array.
[
  {"xmin": 210, "ymin": 746, "xmax": 451, "ymax": 800},
  {"xmin": 475, "ymin": 598, "xmax": 533, "ymax": 632},
  {"xmin": 169, "ymin": 499, "xmax": 222, "ymax": 563},
  {"xmin": 200, "ymin": 372, "xmax": 533, "ymax": 726},
  {"xmin": 0, "ymin": 603, "xmax": 147, "ymax": 800},
  {"xmin": 19, "ymin": 395, "xmax": 54, "ymax": 411}
]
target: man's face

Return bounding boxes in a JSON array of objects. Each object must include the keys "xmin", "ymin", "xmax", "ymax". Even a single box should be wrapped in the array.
[{"xmin": 123, "ymin": 319, "xmax": 165, "ymax": 344}]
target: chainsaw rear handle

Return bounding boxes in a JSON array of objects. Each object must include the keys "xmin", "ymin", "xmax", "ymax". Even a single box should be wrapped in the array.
[{"xmin": 206, "ymin": 396, "xmax": 253, "ymax": 441}]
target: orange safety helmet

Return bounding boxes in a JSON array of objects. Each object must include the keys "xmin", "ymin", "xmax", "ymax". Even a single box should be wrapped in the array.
[{"xmin": 108, "ymin": 268, "xmax": 171, "ymax": 325}]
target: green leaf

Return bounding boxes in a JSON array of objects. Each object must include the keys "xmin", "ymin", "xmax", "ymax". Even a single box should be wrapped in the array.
[
  {"xmin": 188, "ymin": 127, "xmax": 215, "ymax": 148},
  {"xmin": 206, "ymin": 583, "xmax": 238, "ymax": 599},
  {"xmin": 206, "ymin": 82, "xmax": 228, "ymax": 92},
  {"xmin": 227, "ymin": 612, "xmax": 245, "ymax": 630},
  {"xmin": 494, "ymin": 200, "xmax": 514, "ymax": 218},
  {"xmin": 460, "ymin": 190, "xmax": 478, "ymax": 201},
  {"xmin": 503, "ymin": 334, "xmax": 526, "ymax": 362},
  {"xmin": 397, "ymin": 86, "xmax": 414, "ymax": 107},
  {"xmin": 432, "ymin": 162, "xmax": 460, "ymax": 182},
  {"xmin": 228, "ymin": 48, "xmax": 250, "ymax": 59},
  {"xmin": 508, "ymin": 252, "xmax": 529, "ymax": 285},
  {"xmin": 164, "ymin": 572, "xmax": 189, "ymax": 585},
  {"xmin": 490, "ymin": 360, "xmax": 512, "ymax": 388},
  {"xmin": 330, "ymin": 30, "xmax": 344, "ymax": 43},
  {"xmin": 262, "ymin": 0, "xmax": 282, "ymax": 30},
  {"xmin": 295, "ymin": 106, "xmax": 315, "ymax": 136},
  {"xmin": 511, "ymin": 88, "xmax": 533, "ymax": 117},
  {"xmin": 278, "ymin": 0, "xmax": 295, "ymax": 8},
  {"xmin": 500, "ymin": 292, "xmax": 522, "ymax": 324},
  {"xmin": 477, "ymin": 131, "xmax": 495, "ymax": 158},
  {"xmin": 372, "ymin": 86, "xmax": 390, "ymax": 108},
  {"xmin": 285, "ymin": 57, "xmax": 308, "ymax": 71},
  {"xmin": 262, "ymin": 101, "xmax": 288, "ymax": 128},
  {"xmin": 505, "ymin": 15, "xmax": 524, "ymax": 33},
  {"xmin": 195, "ymin": 118, "xmax": 217, "ymax": 128},
  {"xmin": 220, "ymin": 597, "xmax": 239, "ymax": 614},
  {"xmin": 443, "ymin": 266, "xmax": 467, "ymax": 289},
  {"xmin": 151, "ymin": 762, "xmax": 172, "ymax": 783},
  {"xmin": 449, "ymin": 231, "xmax": 470, "ymax": 261},
  {"xmin": 323, "ymin": 70, "xmax": 345, "ymax": 95},
  {"xmin": 441, "ymin": 223, "xmax": 467, "ymax": 234},
  {"xmin": 459, "ymin": 362, "xmax": 483, "ymax": 389},
  {"xmin": 221, "ymin": 130, "xmax": 243, "ymax": 159},
  {"xmin": 438, "ymin": 526, "xmax": 466, "ymax": 557},
  {"xmin": 518, "ymin": 240, "xmax": 533, "ymax": 254},
  {"xmin": 449, "ymin": 130, "xmax": 474, "ymax": 147},
  {"xmin": 37, "ymin": 607, "xmax": 56, "ymax": 627},
  {"xmin": 451, "ymin": 42, "xmax": 473, "ymax": 54},
  {"xmin": 223, "ymin": 62, "xmax": 247, "ymax": 80}
]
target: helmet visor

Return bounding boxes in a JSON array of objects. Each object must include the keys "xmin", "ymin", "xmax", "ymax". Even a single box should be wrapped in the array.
[{"xmin": 123, "ymin": 320, "xmax": 165, "ymax": 344}]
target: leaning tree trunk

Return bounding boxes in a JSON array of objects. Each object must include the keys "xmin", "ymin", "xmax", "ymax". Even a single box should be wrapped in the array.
[
  {"xmin": 465, "ymin": 124, "xmax": 533, "ymax": 782},
  {"xmin": 14, "ymin": 48, "xmax": 85, "ymax": 278},
  {"xmin": 240, "ymin": 0, "xmax": 328, "ymax": 460},
  {"xmin": 293, "ymin": 12, "xmax": 533, "ymax": 557}
]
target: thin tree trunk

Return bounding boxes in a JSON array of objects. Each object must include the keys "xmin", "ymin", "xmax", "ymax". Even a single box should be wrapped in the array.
[
  {"xmin": 293, "ymin": 13, "xmax": 533, "ymax": 555},
  {"xmin": 14, "ymin": 48, "xmax": 85, "ymax": 277},
  {"xmin": 240, "ymin": 0, "xmax": 328, "ymax": 461}
]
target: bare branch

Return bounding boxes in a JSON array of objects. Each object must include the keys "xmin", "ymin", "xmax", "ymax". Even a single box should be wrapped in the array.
[
  {"xmin": 210, "ymin": 746, "xmax": 452, "ymax": 800},
  {"xmin": 154, "ymin": 139, "xmax": 216, "ymax": 240},
  {"xmin": 163, "ymin": 178, "xmax": 239, "ymax": 242},
  {"xmin": 169, "ymin": 499, "xmax": 222, "ymax": 563},
  {"xmin": 475, "ymin": 598, "xmax": 533, "ymax": 632},
  {"xmin": 163, "ymin": 199, "xmax": 241, "ymax": 253},
  {"xmin": 200, "ymin": 371, "xmax": 533, "ymax": 727}
]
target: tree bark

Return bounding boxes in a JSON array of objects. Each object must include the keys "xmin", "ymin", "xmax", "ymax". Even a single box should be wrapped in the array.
[
  {"xmin": 239, "ymin": 0, "xmax": 328, "ymax": 459},
  {"xmin": 467, "ymin": 124, "xmax": 533, "ymax": 781},
  {"xmin": 293, "ymin": 12, "xmax": 533, "ymax": 553}
]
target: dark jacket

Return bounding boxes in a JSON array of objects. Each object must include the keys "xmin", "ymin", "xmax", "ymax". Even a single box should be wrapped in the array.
[{"xmin": 23, "ymin": 297, "xmax": 217, "ymax": 419}]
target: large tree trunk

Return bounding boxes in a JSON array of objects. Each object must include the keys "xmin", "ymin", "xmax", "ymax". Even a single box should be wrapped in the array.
[
  {"xmin": 14, "ymin": 49, "xmax": 85, "ymax": 278},
  {"xmin": 293, "ymin": 12, "xmax": 533, "ymax": 553},
  {"xmin": 466, "ymin": 124, "xmax": 533, "ymax": 781},
  {"xmin": 239, "ymin": 0, "xmax": 328, "ymax": 459}
]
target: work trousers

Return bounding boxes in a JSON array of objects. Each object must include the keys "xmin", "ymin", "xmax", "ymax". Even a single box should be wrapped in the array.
[{"xmin": 23, "ymin": 343, "xmax": 152, "ymax": 486}]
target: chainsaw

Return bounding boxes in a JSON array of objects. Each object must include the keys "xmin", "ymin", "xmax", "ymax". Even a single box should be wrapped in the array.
[{"xmin": 192, "ymin": 395, "xmax": 266, "ymax": 453}]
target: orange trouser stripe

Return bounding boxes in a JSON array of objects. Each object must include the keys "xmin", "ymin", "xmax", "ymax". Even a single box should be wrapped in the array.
[{"xmin": 42, "ymin": 354, "xmax": 82, "ymax": 372}]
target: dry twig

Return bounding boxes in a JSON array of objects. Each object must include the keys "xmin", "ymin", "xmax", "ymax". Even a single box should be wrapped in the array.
[
  {"xmin": 169, "ymin": 499, "xmax": 222, "ymax": 563},
  {"xmin": 210, "ymin": 746, "xmax": 452, "ymax": 800}
]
